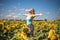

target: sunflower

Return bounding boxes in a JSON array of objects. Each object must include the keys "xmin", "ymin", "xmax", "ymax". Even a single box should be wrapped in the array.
[{"xmin": 23, "ymin": 27, "xmax": 30, "ymax": 33}]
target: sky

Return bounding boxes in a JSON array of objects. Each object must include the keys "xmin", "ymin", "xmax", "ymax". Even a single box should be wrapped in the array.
[{"xmin": 0, "ymin": 0, "xmax": 60, "ymax": 20}]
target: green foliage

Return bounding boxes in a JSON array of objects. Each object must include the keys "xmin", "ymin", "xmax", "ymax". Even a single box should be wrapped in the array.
[{"xmin": 0, "ymin": 20, "xmax": 60, "ymax": 40}]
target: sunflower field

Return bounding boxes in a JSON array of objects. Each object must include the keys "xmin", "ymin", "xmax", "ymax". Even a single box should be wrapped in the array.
[{"xmin": 0, "ymin": 20, "xmax": 60, "ymax": 40}]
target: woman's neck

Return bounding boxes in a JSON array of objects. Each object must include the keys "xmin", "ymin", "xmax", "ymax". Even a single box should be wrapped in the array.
[{"xmin": 29, "ymin": 13, "xmax": 35, "ymax": 15}]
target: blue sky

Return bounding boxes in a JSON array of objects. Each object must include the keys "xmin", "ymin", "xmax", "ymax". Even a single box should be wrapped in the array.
[{"xmin": 0, "ymin": 0, "xmax": 60, "ymax": 20}]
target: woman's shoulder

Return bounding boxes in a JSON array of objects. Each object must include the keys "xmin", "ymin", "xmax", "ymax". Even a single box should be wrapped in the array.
[{"xmin": 27, "ymin": 14, "xmax": 35, "ymax": 17}]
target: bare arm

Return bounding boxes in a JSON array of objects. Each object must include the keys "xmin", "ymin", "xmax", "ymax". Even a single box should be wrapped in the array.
[{"xmin": 35, "ymin": 13, "xmax": 43, "ymax": 16}]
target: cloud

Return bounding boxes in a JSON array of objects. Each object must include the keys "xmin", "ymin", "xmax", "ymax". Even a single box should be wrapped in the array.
[
  {"xmin": 19, "ymin": 8, "xmax": 26, "ymax": 11},
  {"xmin": 18, "ymin": 3, "xmax": 20, "ymax": 5},
  {"xmin": 0, "ymin": 8, "xmax": 26, "ymax": 20},
  {"xmin": 11, "ymin": 5, "xmax": 17, "ymax": 8},
  {"xmin": 6, "ymin": 15, "xmax": 12, "ymax": 17},
  {"xmin": 11, "ymin": 5, "xmax": 17, "ymax": 9},
  {"xmin": 18, "ymin": 8, "xmax": 29, "ymax": 14},
  {"xmin": 46, "ymin": 12, "xmax": 50, "ymax": 14},
  {"xmin": 8, "ymin": 12, "xmax": 16, "ymax": 15},
  {"xmin": 12, "ymin": 16, "xmax": 18, "ymax": 18},
  {"xmin": 44, "ymin": 16, "xmax": 48, "ymax": 19},
  {"xmin": 0, "ymin": 3, "xmax": 3, "ymax": 6},
  {"xmin": 56, "ymin": 8, "xmax": 60, "ymax": 13},
  {"xmin": 56, "ymin": 12, "xmax": 60, "ymax": 13},
  {"xmin": 12, "ymin": 16, "xmax": 19, "ymax": 19},
  {"xmin": 0, "ymin": 14, "xmax": 6, "ymax": 19},
  {"xmin": 0, "ymin": 14, "xmax": 3, "ymax": 16},
  {"xmin": 0, "ymin": 9, "xmax": 4, "ymax": 12},
  {"xmin": 19, "ymin": 8, "xmax": 29, "ymax": 12},
  {"xmin": 0, "ymin": 8, "xmax": 28, "ymax": 20},
  {"xmin": 4, "ymin": 11, "xmax": 23, "ymax": 19},
  {"xmin": 59, "ymin": 8, "xmax": 60, "ymax": 11},
  {"xmin": 8, "ymin": 10, "xmax": 12, "ymax": 12},
  {"xmin": 13, "ymin": 6, "xmax": 17, "ymax": 8},
  {"xmin": 5, "ymin": 12, "xmax": 17, "ymax": 19}
]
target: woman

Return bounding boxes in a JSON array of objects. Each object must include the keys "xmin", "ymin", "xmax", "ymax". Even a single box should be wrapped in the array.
[{"xmin": 23, "ymin": 8, "xmax": 42, "ymax": 37}]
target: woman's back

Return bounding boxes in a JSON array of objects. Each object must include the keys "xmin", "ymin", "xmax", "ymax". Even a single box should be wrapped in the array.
[{"xmin": 26, "ymin": 16, "xmax": 33, "ymax": 25}]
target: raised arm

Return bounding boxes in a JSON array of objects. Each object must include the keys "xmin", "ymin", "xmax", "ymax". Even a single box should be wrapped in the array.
[{"xmin": 35, "ymin": 13, "xmax": 43, "ymax": 16}]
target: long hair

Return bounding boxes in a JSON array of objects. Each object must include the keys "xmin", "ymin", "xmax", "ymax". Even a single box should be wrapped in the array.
[{"xmin": 28, "ymin": 8, "xmax": 35, "ymax": 14}]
